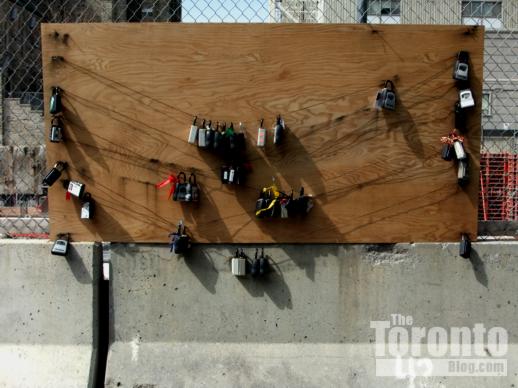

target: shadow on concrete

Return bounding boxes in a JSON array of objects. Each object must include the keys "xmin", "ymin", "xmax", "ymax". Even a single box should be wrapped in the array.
[
  {"xmin": 66, "ymin": 244, "xmax": 93, "ymax": 284},
  {"xmin": 183, "ymin": 247, "xmax": 219, "ymax": 294},
  {"xmin": 275, "ymin": 245, "xmax": 317, "ymax": 282},
  {"xmin": 237, "ymin": 255, "xmax": 293, "ymax": 310},
  {"xmin": 469, "ymin": 248, "xmax": 488, "ymax": 288}
]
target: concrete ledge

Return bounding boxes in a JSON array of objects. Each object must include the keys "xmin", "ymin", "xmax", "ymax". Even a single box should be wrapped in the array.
[
  {"xmin": 106, "ymin": 243, "xmax": 518, "ymax": 387},
  {"xmin": 105, "ymin": 342, "xmax": 518, "ymax": 388},
  {"xmin": 0, "ymin": 240, "xmax": 100, "ymax": 388}
]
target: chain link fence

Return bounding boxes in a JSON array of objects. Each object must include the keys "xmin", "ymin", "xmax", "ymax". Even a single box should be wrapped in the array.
[{"xmin": 0, "ymin": 0, "xmax": 516, "ymax": 239}]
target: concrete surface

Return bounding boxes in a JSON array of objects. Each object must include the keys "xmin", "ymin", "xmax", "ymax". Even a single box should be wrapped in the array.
[
  {"xmin": 0, "ymin": 240, "xmax": 100, "ymax": 388},
  {"xmin": 105, "ymin": 242, "xmax": 518, "ymax": 388}
]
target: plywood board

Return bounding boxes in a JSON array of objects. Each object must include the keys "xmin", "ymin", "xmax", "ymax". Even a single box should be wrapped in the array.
[{"xmin": 41, "ymin": 23, "xmax": 483, "ymax": 243}]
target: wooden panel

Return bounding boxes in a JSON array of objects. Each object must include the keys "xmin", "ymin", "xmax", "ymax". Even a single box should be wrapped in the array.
[{"xmin": 41, "ymin": 23, "xmax": 483, "ymax": 243}]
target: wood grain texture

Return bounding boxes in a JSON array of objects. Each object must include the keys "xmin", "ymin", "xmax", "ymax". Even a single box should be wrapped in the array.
[{"xmin": 41, "ymin": 23, "xmax": 483, "ymax": 243}]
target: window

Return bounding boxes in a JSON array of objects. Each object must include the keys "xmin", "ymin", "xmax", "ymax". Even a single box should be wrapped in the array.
[
  {"xmin": 462, "ymin": 1, "xmax": 503, "ymax": 30},
  {"xmin": 367, "ymin": 0, "xmax": 401, "ymax": 24},
  {"xmin": 482, "ymin": 92, "xmax": 492, "ymax": 116}
]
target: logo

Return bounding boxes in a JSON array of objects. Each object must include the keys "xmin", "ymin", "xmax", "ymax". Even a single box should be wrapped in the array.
[{"xmin": 371, "ymin": 314, "xmax": 507, "ymax": 385}]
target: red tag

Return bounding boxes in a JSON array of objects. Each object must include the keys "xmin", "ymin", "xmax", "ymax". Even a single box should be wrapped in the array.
[
  {"xmin": 156, "ymin": 174, "xmax": 177, "ymax": 199},
  {"xmin": 66, "ymin": 191, "xmax": 71, "ymax": 201}
]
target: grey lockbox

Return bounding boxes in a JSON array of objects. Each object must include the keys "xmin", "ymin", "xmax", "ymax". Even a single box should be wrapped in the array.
[
  {"xmin": 51, "ymin": 233, "xmax": 69, "ymax": 256},
  {"xmin": 459, "ymin": 89, "xmax": 475, "ymax": 109},
  {"xmin": 453, "ymin": 140, "xmax": 467, "ymax": 160},
  {"xmin": 198, "ymin": 119, "xmax": 207, "ymax": 147},
  {"xmin": 80, "ymin": 193, "xmax": 94, "ymax": 219},
  {"xmin": 187, "ymin": 116, "xmax": 198, "ymax": 144},
  {"xmin": 458, "ymin": 159, "xmax": 469, "ymax": 186},
  {"xmin": 375, "ymin": 80, "xmax": 396, "ymax": 111},
  {"xmin": 231, "ymin": 257, "xmax": 247, "ymax": 276},
  {"xmin": 453, "ymin": 51, "xmax": 470, "ymax": 81},
  {"xmin": 81, "ymin": 202, "xmax": 90, "ymax": 219},
  {"xmin": 458, "ymin": 159, "xmax": 468, "ymax": 179},
  {"xmin": 49, "ymin": 117, "xmax": 63, "ymax": 143},
  {"xmin": 453, "ymin": 61, "xmax": 469, "ymax": 81},
  {"xmin": 67, "ymin": 181, "xmax": 85, "ymax": 198}
]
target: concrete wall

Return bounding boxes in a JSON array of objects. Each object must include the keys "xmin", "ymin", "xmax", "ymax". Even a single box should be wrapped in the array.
[
  {"xmin": 0, "ymin": 145, "xmax": 46, "ymax": 195},
  {"xmin": 105, "ymin": 242, "xmax": 518, "ymax": 388},
  {"xmin": 0, "ymin": 240, "xmax": 100, "ymax": 388}
]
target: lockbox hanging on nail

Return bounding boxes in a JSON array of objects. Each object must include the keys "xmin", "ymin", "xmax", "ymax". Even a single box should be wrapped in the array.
[
  {"xmin": 251, "ymin": 249, "xmax": 260, "ymax": 277},
  {"xmin": 221, "ymin": 165, "xmax": 243, "ymax": 185},
  {"xmin": 257, "ymin": 119, "xmax": 266, "ymax": 147},
  {"xmin": 453, "ymin": 139, "xmax": 466, "ymax": 160},
  {"xmin": 49, "ymin": 117, "xmax": 63, "ymax": 143},
  {"xmin": 459, "ymin": 234, "xmax": 471, "ymax": 259},
  {"xmin": 198, "ymin": 119, "xmax": 207, "ymax": 148},
  {"xmin": 227, "ymin": 123, "xmax": 237, "ymax": 152},
  {"xmin": 453, "ymin": 51, "xmax": 470, "ymax": 81},
  {"xmin": 80, "ymin": 193, "xmax": 95, "ymax": 219},
  {"xmin": 234, "ymin": 123, "xmax": 246, "ymax": 152},
  {"xmin": 375, "ymin": 80, "xmax": 396, "ymax": 111},
  {"xmin": 42, "ymin": 161, "xmax": 66, "ymax": 187},
  {"xmin": 205, "ymin": 120, "xmax": 215, "ymax": 149},
  {"xmin": 231, "ymin": 249, "xmax": 247, "ymax": 276},
  {"xmin": 67, "ymin": 180, "xmax": 85, "ymax": 198},
  {"xmin": 273, "ymin": 115, "xmax": 284, "ymax": 145},
  {"xmin": 459, "ymin": 89, "xmax": 475, "ymax": 109},
  {"xmin": 458, "ymin": 158, "xmax": 469, "ymax": 186},
  {"xmin": 259, "ymin": 248, "xmax": 269, "ymax": 277},
  {"xmin": 169, "ymin": 221, "xmax": 191, "ymax": 254},
  {"xmin": 187, "ymin": 116, "xmax": 198, "ymax": 144},
  {"xmin": 185, "ymin": 173, "xmax": 199, "ymax": 202},
  {"xmin": 49, "ymin": 86, "xmax": 62, "ymax": 115},
  {"xmin": 51, "ymin": 233, "xmax": 69, "ymax": 256},
  {"xmin": 441, "ymin": 144, "xmax": 454, "ymax": 161},
  {"xmin": 213, "ymin": 122, "xmax": 224, "ymax": 151},
  {"xmin": 221, "ymin": 165, "xmax": 230, "ymax": 184}
]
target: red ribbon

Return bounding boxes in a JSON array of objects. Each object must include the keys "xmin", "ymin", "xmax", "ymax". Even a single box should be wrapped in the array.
[
  {"xmin": 156, "ymin": 175, "xmax": 177, "ymax": 199},
  {"xmin": 440, "ymin": 131, "xmax": 464, "ymax": 145},
  {"xmin": 65, "ymin": 191, "xmax": 71, "ymax": 201}
]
